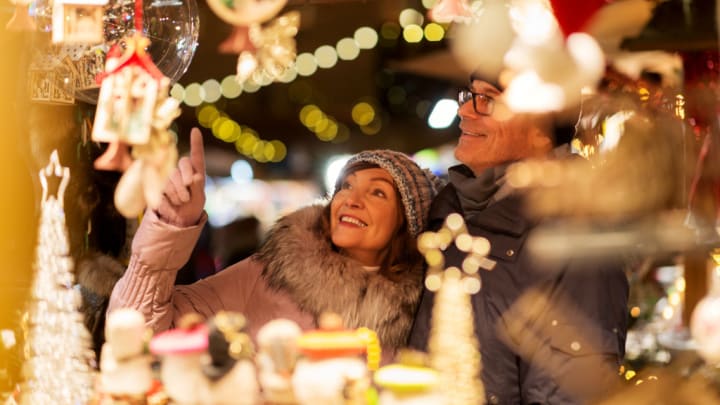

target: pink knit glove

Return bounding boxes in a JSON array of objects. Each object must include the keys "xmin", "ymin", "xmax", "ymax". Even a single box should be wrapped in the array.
[{"xmin": 155, "ymin": 127, "xmax": 207, "ymax": 228}]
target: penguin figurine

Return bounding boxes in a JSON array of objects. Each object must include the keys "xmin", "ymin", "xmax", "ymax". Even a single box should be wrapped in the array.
[
  {"xmin": 202, "ymin": 311, "xmax": 260, "ymax": 405},
  {"xmin": 149, "ymin": 313, "xmax": 210, "ymax": 405},
  {"xmin": 256, "ymin": 318, "xmax": 303, "ymax": 404},
  {"xmin": 99, "ymin": 308, "xmax": 153, "ymax": 401}
]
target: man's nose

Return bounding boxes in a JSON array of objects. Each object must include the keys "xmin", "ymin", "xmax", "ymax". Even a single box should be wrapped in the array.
[{"xmin": 457, "ymin": 100, "xmax": 477, "ymax": 118}]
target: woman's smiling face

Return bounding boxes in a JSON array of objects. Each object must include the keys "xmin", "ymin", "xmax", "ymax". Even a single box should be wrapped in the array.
[{"xmin": 330, "ymin": 167, "xmax": 403, "ymax": 266}]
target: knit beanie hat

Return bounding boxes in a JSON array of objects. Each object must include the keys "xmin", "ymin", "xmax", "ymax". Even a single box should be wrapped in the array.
[{"xmin": 335, "ymin": 150, "xmax": 443, "ymax": 238}]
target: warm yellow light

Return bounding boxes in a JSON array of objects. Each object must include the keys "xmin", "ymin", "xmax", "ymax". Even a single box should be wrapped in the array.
[
  {"xmin": 217, "ymin": 119, "xmax": 241, "ymax": 142},
  {"xmin": 316, "ymin": 120, "xmax": 338, "ymax": 141},
  {"xmin": 351, "ymin": 102, "xmax": 375, "ymax": 125},
  {"xmin": 360, "ymin": 118, "xmax": 382, "ymax": 135},
  {"xmin": 675, "ymin": 277, "xmax": 686, "ymax": 292},
  {"xmin": 403, "ymin": 24, "xmax": 424, "ymax": 43},
  {"xmin": 211, "ymin": 116, "xmax": 229, "ymax": 139},
  {"xmin": 424, "ymin": 23, "xmax": 445, "ymax": 41},
  {"xmin": 299, "ymin": 105, "xmax": 319, "ymax": 125},
  {"xmin": 269, "ymin": 140, "xmax": 287, "ymax": 162},
  {"xmin": 197, "ymin": 105, "xmax": 220, "ymax": 128},
  {"xmin": 305, "ymin": 109, "xmax": 325, "ymax": 128},
  {"xmin": 630, "ymin": 306, "xmax": 641, "ymax": 318}
]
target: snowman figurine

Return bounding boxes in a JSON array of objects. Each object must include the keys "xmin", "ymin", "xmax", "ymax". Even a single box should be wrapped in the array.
[
  {"xmin": 149, "ymin": 313, "xmax": 211, "ymax": 405},
  {"xmin": 202, "ymin": 311, "xmax": 260, "ymax": 405},
  {"xmin": 374, "ymin": 350, "xmax": 443, "ymax": 405},
  {"xmin": 99, "ymin": 308, "xmax": 153, "ymax": 401},
  {"xmin": 291, "ymin": 313, "xmax": 371, "ymax": 405},
  {"xmin": 257, "ymin": 318, "xmax": 303, "ymax": 404}
]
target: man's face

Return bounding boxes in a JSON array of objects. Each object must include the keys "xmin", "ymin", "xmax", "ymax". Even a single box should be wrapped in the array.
[{"xmin": 455, "ymin": 79, "xmax": 545, "ymax": 175}]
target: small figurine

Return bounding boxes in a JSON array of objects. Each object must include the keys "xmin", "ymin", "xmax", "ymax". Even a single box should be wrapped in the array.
[
  {"xmin": 374, "ymin": 351, "xmax": 443, "ymax": 405},
  {"xmin": 149, "ymin": 314, "xmax": 210, "ymax": 405},
  {"xmin": 257, "ymin": 319, "xmax": 303, "ymax": 404},
  {"xmin": 202, "ymin": 311, "xmax": 260, "ymax": 405},
  {"xmin": 99, "ymin": 308, "xmax": 153, "ymax": 402},
  {"xmin": 291, "ymin": 313, "xmax": 371, "ymax": 405}
]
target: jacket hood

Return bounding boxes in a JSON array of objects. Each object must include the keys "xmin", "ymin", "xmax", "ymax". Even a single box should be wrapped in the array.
[{"xmin": 256, "ymin": 204, "xmax": 425, "ymax": 351}]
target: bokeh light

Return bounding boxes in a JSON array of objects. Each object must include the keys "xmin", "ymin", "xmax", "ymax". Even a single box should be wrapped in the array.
[
  {"xmin": 351, "ymin": 102, "xmax": 375, "ymax": 126},
  {"xmin": 221, "ymin": 75, "xmax": 242, "ymax": 99},
  {"xmin": 202, "ymin": 79, "xmax": 222, "ymax": 103},
  {"xmin": 403, "ymin": 24, "xmax": 424, "ymax": 43},
  {"xmin": 183, "ymin": 83, "xmax": 205, "ymax": 107},
  {"xmin": 315, "ymin": 45, "xmax": 339, "ymax": 69},
  {"xmin": 424, "ymin": 22, "xmax": 445, "ymax": 41},
  {"xmin": 399, "ymin": 8, "xmax": 424, "ymax": 28},
  {"xmin": 354, "ymin": 26, "xmax": 379, "ymax": 49},
  {"xmin": 296, "ymin": 52, "xmax": 318, "ymax": 76},
  {"xmin": 336, "ymin": 38, "xmax": 361, "ymax": 61}
]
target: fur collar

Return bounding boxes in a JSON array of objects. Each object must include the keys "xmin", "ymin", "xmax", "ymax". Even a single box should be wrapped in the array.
[{"xmin": 257, "ymin": 205, "xmax": 425, "ymax": 350}]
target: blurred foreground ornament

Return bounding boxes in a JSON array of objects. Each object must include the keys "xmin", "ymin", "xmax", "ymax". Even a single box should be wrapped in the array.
[
  {"xmin": 21, "ymin": 151, "xmax": 97, "ymax": 405},
  {"xmin": 256, "ymin": 319, "xmax": 302, "ymax": 404},
  {"xmin": 231, "ymin": 11, "xmax": 299, "ymax": 84},
  {"xmin": 5, "ymin": 0, "xmax": 36, "ymax": 31},
  {"xmin": 690, "ymin": 251, "xmax": 720, "ymax": 365},
  {"xmin": 292, "ymin": 313, "xmax": 375, "ymax": 405},
  {"xmin": 419, "ymin": 214, "xmax": 486, "ymax": 404},
  {"xmin": 92, "ymin": 33, "xmax": 180, "ymax": 218},
  {"xmin": 374, "ymin": 350, "xmax": 443, "ymax": 405},
  {"xmin": 99, "ymin": 308, "xmax": 153, "ymax": 399},
  {"xmin": 51, "ymin": 0, "xmax": 108, "ymax": 44}
]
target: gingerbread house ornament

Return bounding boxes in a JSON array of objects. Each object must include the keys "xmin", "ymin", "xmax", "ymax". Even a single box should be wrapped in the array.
[
  {"xmin": 52, "ymin": 0, "xmax": 108, "ymax": 44},
  {"xmin": 93, "ymin": 37, "xmax": 163, "ymax": 147}
]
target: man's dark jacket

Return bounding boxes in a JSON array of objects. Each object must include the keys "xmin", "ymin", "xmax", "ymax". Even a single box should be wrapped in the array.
[{"xmin": 408, "ymin": 166, "xmax": 629, "ymax": 405}]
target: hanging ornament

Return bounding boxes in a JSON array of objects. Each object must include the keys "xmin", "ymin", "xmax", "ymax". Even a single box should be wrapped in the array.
[
  {"xmin": 206, "ymin": 0, "xmax": 297, "ymax": 84},
  {"xmin": 246, "ymin": 11, "xmax": 299, "ymax": 81},
  {"xmin": 92, "ymin": 0, "xmax": 180, "ymax": 218},
  {"xmin": 429, "ymin": 0, "xmax": 472, "ymax": 24},
  {"xmin": 6, "ymin": 0, "xmax": 36, "ymax": 31},
  {"xmin": 52, "ymin": 0, "xmax": 108, "ymax": 44}
]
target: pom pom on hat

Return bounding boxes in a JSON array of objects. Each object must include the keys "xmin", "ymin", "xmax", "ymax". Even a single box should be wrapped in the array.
[{"xmin": 336, "ymin": 150, "xmax": 442, "ymax": 237}]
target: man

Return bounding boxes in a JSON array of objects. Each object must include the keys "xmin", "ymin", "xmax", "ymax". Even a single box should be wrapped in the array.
[{"xmin": 408, "ymin": 74, "xmax": 629, "ymax": 404}]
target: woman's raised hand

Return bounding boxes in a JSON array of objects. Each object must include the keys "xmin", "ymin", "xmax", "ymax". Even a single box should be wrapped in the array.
[{"xmin": 155, "ymin": 127, "xmax": 207, "ymax": 227}]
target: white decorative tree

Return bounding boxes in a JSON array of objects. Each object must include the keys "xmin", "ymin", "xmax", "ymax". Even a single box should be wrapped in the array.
[
  {"xmin": 418, "ymin": 213, "xmax": 489, "ymax": 405},
  {"xmin": 21, "ymin": 151, "xmax": 96, "ymax": 405}
]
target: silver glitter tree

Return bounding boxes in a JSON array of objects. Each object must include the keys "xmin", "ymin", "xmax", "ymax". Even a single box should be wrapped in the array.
[{"xmin": 21, "ymin": 151, "xmax": 96, "ymax": 405}]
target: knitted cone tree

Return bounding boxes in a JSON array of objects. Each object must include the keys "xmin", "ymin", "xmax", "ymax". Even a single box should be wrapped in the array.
[{"xmin": 21, "ymin": 151, "xmax": 96, "ymax": 405}]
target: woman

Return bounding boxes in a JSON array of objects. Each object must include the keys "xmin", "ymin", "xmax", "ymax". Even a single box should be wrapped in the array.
[{"xmin": 108, "ymin": 128, "xmax": 441, "ymax": 353}]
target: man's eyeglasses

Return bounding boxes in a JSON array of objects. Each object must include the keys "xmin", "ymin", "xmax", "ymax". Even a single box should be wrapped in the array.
[{"xmin": 458, "ymin": 88, "xmax": 495, "ymax": 116}]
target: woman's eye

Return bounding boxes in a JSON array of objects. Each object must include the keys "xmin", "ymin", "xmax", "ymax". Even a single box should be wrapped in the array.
[
  {"xmin": 372, "ymin": 189, "xmax": 387, "ymax": 198},
  {"xmin": 340, "ymin": 181, "xmax": 352, "ymax": 190}
]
